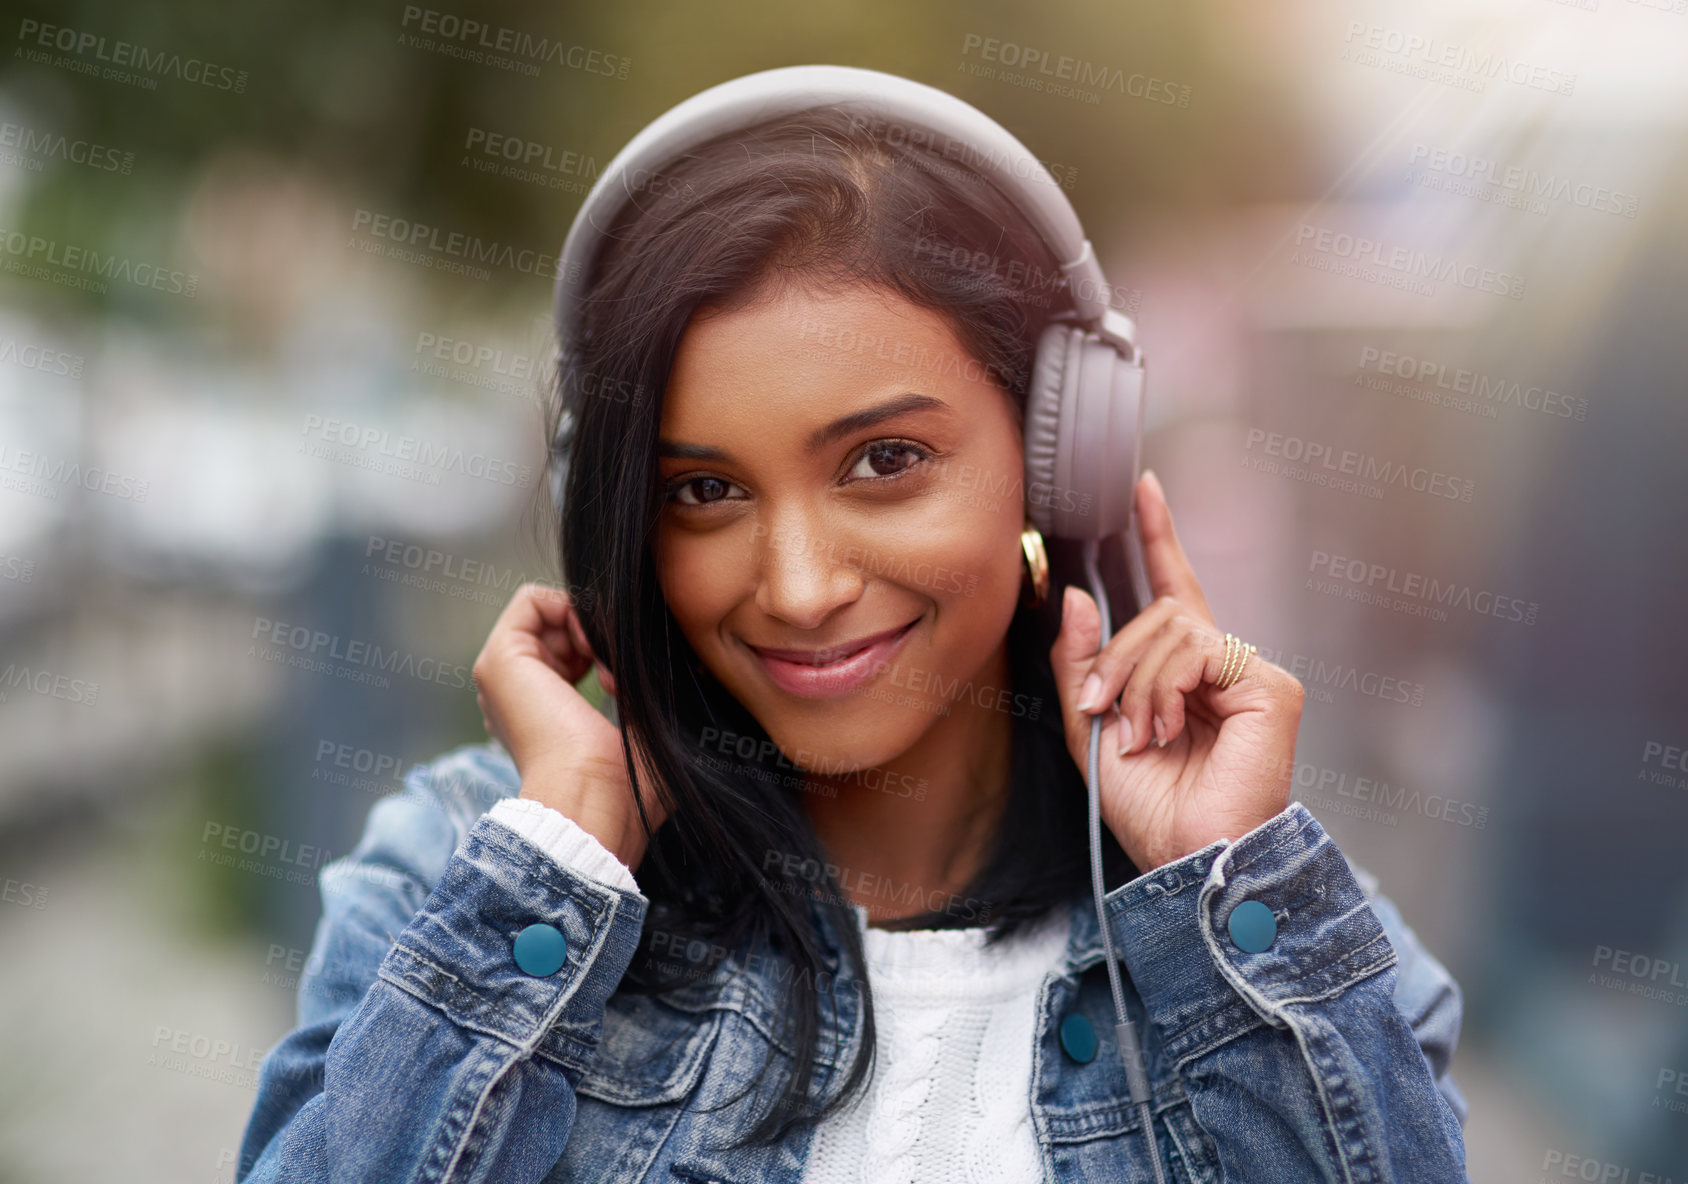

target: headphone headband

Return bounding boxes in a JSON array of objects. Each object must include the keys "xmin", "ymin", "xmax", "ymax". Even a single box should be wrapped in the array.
[{"xmin": 550, "ymin": 64, "xmax": 1138, "ymax": 378}]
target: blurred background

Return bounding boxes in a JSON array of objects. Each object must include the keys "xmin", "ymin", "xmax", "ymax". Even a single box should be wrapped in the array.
[{"xmin": 0, "ymin": 0, "xmax": 1684, "ymax": 1179}]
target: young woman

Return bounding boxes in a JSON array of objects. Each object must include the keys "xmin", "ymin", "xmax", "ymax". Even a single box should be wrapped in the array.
[{"xmin": 238, "ymin": 77, "xmax": 1470, "ymax": 1184}]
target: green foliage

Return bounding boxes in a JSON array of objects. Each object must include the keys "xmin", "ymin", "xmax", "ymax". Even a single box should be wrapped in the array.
[{"xmin": 1, "ymin": 0, "xmax": 1295, "ymax": 329}]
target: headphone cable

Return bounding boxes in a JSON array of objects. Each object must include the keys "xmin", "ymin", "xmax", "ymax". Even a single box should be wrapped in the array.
[{"xmin": 1082, "ymin": 536, "xmax": 1170, "ymax": 1184}]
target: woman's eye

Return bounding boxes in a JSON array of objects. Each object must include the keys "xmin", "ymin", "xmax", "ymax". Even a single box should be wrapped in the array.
[
  {"xmin": 667, "ymin": 476, "xmax": 741, "ymax": 506},
  {"xmin": 664, "ymin": 442, "xmax": 932, "ymax": 507},
  {"xmin": 848, "ymin": 442, "xmax": 931, "ymax": 482}
]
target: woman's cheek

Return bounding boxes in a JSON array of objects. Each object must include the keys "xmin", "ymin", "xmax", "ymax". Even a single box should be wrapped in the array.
[
  {"xmin": 895, "ymin": 478, "xmax": 1019, "ymax": 598},
  {"xmin": 941, "ymin": 494, "xmax": 1025, "ymax": 609},
  {"xmin": 655, "ymin": 532, "xmax": 738, "ymax": 646}
]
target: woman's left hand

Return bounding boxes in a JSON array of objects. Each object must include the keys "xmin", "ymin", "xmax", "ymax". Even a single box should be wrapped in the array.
[{"xmin": 1050, "ymin": 470, "xmax": 1305, "ymax": 875}]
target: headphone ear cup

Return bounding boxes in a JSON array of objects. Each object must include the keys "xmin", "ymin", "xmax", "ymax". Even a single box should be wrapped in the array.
[
  {"xmin": 1025, "ymin": 321, "xmax": 1146, "ymax": 543},
  {"xmin": 1024, "ymin": 322, "xmax": 1080, "ymax": 538}
]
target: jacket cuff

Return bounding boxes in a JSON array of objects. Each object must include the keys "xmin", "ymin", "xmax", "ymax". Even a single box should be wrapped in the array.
[
  {"xmin": 487, "ymin": 796, "xmax": 642, "ymax": 896},
  {"xmin": 1103, "ymin": 802, "xmax": 1397, "ymax": 1063},
  {"xmin": 376, "ymin": 812, "xmax": 649, "ymax": 1072}
]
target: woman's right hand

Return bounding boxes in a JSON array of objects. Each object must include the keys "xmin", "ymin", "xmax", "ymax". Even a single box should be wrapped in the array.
[{"xmin": 471, "ymin": 582, "xmax": 667, "ymax": 869}]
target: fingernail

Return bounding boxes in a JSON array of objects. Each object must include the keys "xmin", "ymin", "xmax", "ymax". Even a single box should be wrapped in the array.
[
  {"xmin": 1077, "ymin": 672, "xmax": 1101, "ymax": 712},
  {"xmin": 1153, "ymin": 714, "xmax": 1167, "ymax": 746},
  {"xmin": 1117, "ymin": 716, "xmax": 1133, "ymax": 755}
]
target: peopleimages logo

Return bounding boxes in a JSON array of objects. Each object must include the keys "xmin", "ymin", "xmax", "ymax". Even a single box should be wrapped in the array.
[
  {"xmin": 1340, "ymin": 22, "xmax": 1575, "ymax": 96},
  {"xmin": 696, "ymin": 726, "xmax": 929, "ymax": 800},
  {"xmin": 147, "ymin": 1026, "xmax": 264, "ymax": 1091},
  {"xmin": 0, "ymin": 227, "xmax": 199, "ymax": 297},
  {"xmin": 1357, "ymin": 347, "xmax": 1588, "ymax": 422},
  {"xmin": 1590, "ymin": 945, "xmax": 1688, "ymax": 1006},
  {"xmin": 14, "ymin": 18, "xmax": 249, "ymax": 92},
  {"xmin": 796, "ymin": 316, "xmax": 1015, "ymax": 389},
  {"xmin": 1269, "ymin": 756, "xmax": 1490, "ymax": 830},
  {"xmin": 1307, "ymin": 549, "xmax": 1540, "ymax": 625},
  {"xmin": 0, "ymin": 444, "xmax": 150, "ymax": 502},
  {"xmin": 300, "ymin": 414, "xmax": 533, "ymax": 487},
  {"xmin": 349, "ymin": 209, "xmax": 574, "ymax": 283},
  {"xmin": 0, "ymin": 663, "xmax": 99, "ymax": 706},
  {"xmin": 361, "ymin": 535, "xmax": 556, "ymax": 601},
  {"xmin": 397, "ymin": 6, "xmax": 630, "ymax": 78},
  {"xmin": 0, "ymin": 337, "xmax": 84, "ymax": 377},
  {"xmin": 1540, "ymin": 1148, "xmax": 1680, "ymax": 1183},
  {"xmin": 840, "ymin": 112, "xmax": 1080, "ymax": 191},
  {"xmin": 1253, "ymin": 643, "xmax": 1427, "ymax": 707},
  {"xmin": 958, "ymin": 34, "xmax": 1193, "ymax": 108},
  {"xmin": 1243, "ymin": 428, "xmax": 1476, "ymax": 503},
  {"xmin": 1292, "ymin": 224, "xmax": 1525, "ymax": 299},
  {"xmin": 1639, "ymin": 739, "xmax": 1688, "ymax": 791},
  {"xmin": 0, "ymin": 118, "xmax": 134, "ymax": 175},
  {"xmin": 1, "ymin": 877, "xmax": 48, "ymax": 910},
  {"xmin": 1407, "ymin": 144, "xmax": 1639, "ymax": 219},
  {"xmin": 248, "ymin": 616, "xmax": 473, "ymax": 691}
]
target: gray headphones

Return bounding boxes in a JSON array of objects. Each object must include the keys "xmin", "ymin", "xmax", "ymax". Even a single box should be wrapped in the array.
[{"xmin": 548, "ymin": 63, "xmax": 1154, "ymax": 614}]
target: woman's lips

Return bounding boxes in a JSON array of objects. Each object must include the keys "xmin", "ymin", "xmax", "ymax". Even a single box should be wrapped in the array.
[{"xmin": 748, "ymin": 617, "xmax": 920, "ymax": 699}]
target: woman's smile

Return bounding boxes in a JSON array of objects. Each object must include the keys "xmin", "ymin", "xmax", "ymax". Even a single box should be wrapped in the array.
[{"xmin": 744, "ymin": 614, "xmax": 922, "ymax": 698}]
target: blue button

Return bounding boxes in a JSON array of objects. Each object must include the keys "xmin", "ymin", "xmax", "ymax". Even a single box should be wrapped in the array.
[
  {"xmin": 1059, "ymin": 1013, "xmax": 1098, "ymax": 1064},
  {"xmin": 1228, "ymin": 899, "xmax": 1277, "ymax": 953},
  {"xmin": 512, "ymin": 922, "xmax": 568, "ymax": 977}
]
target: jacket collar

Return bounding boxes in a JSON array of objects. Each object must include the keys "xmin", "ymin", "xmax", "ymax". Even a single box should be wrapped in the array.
[
  {"xmin": 663, "ymin": 887, "xmax": 1133, "ymax": 1096},
  {"xmin": 1061, "ymin": 889, "xmax": 1120, "ymax": 978}
]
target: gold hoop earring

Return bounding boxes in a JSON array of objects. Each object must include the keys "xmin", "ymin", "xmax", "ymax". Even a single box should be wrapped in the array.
[{"xmin": 1020, "ymin": 523, "xmax": 1050, "ymax": 607}]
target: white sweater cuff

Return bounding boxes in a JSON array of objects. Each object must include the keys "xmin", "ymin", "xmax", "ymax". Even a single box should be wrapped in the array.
[{"xmin": 487, "ymin": 796, "xmax": 642, "ymax": 897}]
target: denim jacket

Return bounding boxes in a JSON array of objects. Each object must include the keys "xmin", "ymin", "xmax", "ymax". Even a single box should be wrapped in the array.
[{"xmin": 238, "ymin": 741, "xmax": 1470, "ymax": 1183}]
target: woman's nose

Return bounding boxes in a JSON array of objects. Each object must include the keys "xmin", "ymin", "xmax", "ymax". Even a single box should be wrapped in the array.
[{"xmin": 750, "ymin": 515, "xmax": 867, "ymax": 629}]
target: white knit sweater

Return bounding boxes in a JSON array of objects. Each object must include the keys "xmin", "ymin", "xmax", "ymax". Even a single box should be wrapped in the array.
[{"xmin": 487, "ymin": 797, "xmax": 1070, "ymax": 1184}]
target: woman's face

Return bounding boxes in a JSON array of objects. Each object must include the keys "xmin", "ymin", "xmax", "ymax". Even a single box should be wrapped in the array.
[{"xmin": 652, "ymin": 278, "xmax": 1027, "ymax": 778}]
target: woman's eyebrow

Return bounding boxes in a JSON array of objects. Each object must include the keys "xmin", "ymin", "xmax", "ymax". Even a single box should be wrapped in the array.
[{"xmin": 657, "ymin": 392, "xmax": 953, "ymax": 462}]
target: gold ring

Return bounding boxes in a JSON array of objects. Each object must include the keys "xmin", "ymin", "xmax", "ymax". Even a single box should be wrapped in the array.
[{"xmin": 1216, "ymin": 632, "xmax": 1256, "ymax": 690}]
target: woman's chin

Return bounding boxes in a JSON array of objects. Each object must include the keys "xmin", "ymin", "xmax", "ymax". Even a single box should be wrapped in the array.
[{"xmin": 762, "ymin": 713, "xmax": 931, "ymax": 780}]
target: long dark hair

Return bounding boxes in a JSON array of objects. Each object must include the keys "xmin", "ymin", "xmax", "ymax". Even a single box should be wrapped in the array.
[{"xmin": 545, "ymin": 103, "xmax": 1136, "ymax": 1150}]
